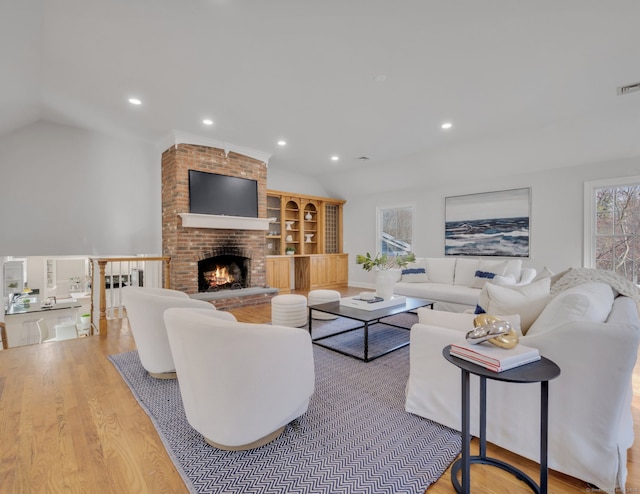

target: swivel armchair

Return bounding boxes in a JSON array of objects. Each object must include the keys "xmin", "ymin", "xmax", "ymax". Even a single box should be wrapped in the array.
[
  {"xmin": 121, "ymin": 286, "xmax": 218, "ymax": 379},
  {"xmin": 164, "ymin": 308, "xmax": 315, "ymax": 450}
]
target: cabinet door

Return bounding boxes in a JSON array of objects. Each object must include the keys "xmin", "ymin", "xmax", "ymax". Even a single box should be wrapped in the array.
[
  {"xmin": 266, "ymin": 257, "xmax": 291, "ymax": 293},
  {"xmin": 326, "ymin": 254, "xmax": 349, "ymax": 285},
  {"xmin": 309, "ymin": 256, "xmax": 328, "ymax": 288},
  {"xmin": 323, "ymin": 202, "xmax": 343, "ymax": 254},
  {"xmin": 335, "ymin": 254, "xmax": 349, "ymax": 285},
  {"xmin": 4, "ymin": 261, "xmax": 24, "ymax": 294}
]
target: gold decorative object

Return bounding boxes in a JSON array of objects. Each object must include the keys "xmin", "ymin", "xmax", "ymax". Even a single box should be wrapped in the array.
[{"xmin": 467, "ymin": 314, "xmax": 519, "ymax": 349}]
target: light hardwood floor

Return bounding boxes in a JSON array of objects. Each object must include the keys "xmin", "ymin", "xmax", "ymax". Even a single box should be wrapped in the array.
[{"xmin": 0, "ymin": 286, "xmax": 636, "ymax": 493}]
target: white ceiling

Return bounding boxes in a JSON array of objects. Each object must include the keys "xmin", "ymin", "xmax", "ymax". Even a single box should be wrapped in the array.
[{"xmin": 2, "ymin": 0, "xmax": 640, "ymax": 177}]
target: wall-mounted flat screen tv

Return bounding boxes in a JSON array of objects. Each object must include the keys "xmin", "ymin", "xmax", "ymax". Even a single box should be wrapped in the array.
[{"xmin": 188, "ymin": 170, "xmax": 258, "ymax": 218}]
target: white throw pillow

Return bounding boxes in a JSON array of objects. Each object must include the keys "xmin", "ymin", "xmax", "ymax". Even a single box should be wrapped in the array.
[
  {"xmin": 532, "ymin": 266, "xmax": 554, "ymax": 282},
  {"xmin": 504, "ymin": 259, "xmax": 523, "ymax": 279},
  {"xmin": 401, "ymin": 259, "xmax": 429, "ymax": 282},
  {"xmin": 476, "ymin": 278, "xmax": 551, "ymax": 334},
  {"xmin": 453, "ymin": 258, "xmax": 479, "ymax": 286},
  {"xmin": 471, "ymin": 260, "xmax": 509, "ymax": 289},
  {"xmin": 418, "ymin": 307, "xmax": 521, "ymax": 333},
  {"xmin": 491, "ymin": 274, "xmax": 517, "ymax": 286},
  {"xmin": 426, "ymin": 258, "xmax": 456, "ymax": 285},
  {"xmin": 527, "ymin": 282, "xmax": 614, "ymax": 336}
]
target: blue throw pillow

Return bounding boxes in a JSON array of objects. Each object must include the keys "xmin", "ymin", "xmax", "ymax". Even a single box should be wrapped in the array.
[
  {"xmin": 474, "ymin": 304, "xmax": 486, "ymax": 315},
  {"xmin": 471, "ymin": 261, "xmax": 508, "ymax": 288},
  {"xmin": 401, "ymin": 261, "xmax": 429, "ymax": 282}
]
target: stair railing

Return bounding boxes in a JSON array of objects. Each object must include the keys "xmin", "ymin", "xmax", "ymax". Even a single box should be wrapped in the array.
[{"xmin": 90, "ymin": 256, "xmax": 171, "ymax": 335}]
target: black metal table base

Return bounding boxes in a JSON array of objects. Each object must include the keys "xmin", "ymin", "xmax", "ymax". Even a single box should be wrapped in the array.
[
  {"xmin": 310, "ymin": 315, "xmax": 410, "ymax": 362},
  {"xmin": 451, "ymin": 456, "xmax": 540, "ymax": 494},
  {"xmin": 442, "ymin": 347, "xmax": 560, "ymax": 494}
]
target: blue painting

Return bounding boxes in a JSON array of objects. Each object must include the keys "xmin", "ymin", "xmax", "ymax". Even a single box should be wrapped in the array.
[{"xmin": 445, "ymin": 188, "xmax": 530, "ymax": 257}]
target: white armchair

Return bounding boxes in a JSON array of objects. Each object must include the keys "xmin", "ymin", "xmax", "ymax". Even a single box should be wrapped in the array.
[
  {"xmin": 121, "ymin": 286, "xmax": 218, "ymax": 379},
  {"xmin": 163, "ymin": 307, "xmax": 315, "ymax": 450}
]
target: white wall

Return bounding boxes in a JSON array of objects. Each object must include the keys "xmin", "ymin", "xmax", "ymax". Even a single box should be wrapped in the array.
[
  {"xmin": 267, "ymin": 166, "xmax": 331, "ymax": 198},
  {"xmin": 0, "ymin": 121, "xmax": 162, "ymax": 257},
  {"xmin": 339, "ymin": 155, "xmax": 640, "ymax": 287}
]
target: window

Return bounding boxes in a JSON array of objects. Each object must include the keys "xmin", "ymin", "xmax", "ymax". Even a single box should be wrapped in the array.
[
  {"xmin": 377, "ymin": 204, "xmax": 414, "ymax": 256},
  {"xmin": 585, "ymin": 177, "xmax": 640, "ymax": 284}
]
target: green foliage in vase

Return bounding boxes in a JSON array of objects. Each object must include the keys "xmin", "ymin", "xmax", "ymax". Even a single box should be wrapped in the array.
[{"xmin": 355, "ymin": 252, "xmax": 416, "ymax": 271}]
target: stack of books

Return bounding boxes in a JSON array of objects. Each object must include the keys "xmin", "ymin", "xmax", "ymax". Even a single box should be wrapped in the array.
[{"xmin": 449, "ymin": 342, "xmax": 540, "ymax": 372}]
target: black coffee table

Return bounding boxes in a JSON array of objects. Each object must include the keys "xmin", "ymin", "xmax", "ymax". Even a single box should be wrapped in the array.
[{"xmin": 308, "ymin": 297, "xmax": 434, "ymax": 362}]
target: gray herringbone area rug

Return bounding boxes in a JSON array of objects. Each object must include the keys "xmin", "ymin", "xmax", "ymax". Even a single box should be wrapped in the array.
[{"xmin": 108, "ymin": 314, "xmax": 461, "ymax": 493}]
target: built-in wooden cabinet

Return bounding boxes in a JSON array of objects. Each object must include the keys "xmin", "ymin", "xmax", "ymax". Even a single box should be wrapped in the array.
[
  {"xmin": 266, "ymin": 256, "xmax": 292, "ymax": 293},
  {"xmin": 292, "ymin": 254, "xmax": 349, "ymax": 291},
  {"xmin": 266, "ymin": 190, "xmax": 347, "ymax": 291}
]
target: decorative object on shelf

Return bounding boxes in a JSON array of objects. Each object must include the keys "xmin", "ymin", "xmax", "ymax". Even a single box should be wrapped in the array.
[
  {"xmin": 469, "ymin": 314, "xmax": 519, "ymax": 349},
  {"xmin": 285, "ymin": 247, "xmax": 296, "ymax": 255},
  {"xmin": 305, "ymin": 233, "xmax": 314, "ymax": 243},
  {"xmin": 285, "ymin": 234, "xmax": 293, "ymax": 242},
  {"xmin": 305, "ymin": 212, "xmax": 313, "ymax": 220},
  {"xmin": 356, "ymin": 251, "xmax": 416, "ymax": 301},
  {"xmin": 285, "ymin": 221, "xmax": 295, "ymax": 230}
]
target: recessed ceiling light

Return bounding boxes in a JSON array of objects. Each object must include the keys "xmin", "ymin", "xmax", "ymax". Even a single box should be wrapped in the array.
[
  {"xmin": 277, "ymin": 140, "xmax": 286, "ymax": 146},
  {"xmin": 331, "ymin": 156, "xmax": 339, "ymax": 161},
  {"xmin": 128, "ymin": 97, "xmax": 142, "ymax": 105},
  {"xmin": 202, "ymin": 119, "xmax": 213, "ymax": 125},
  {"xmin": 441, "ymin": 122, "xmax": 453, "ymax": 130}
]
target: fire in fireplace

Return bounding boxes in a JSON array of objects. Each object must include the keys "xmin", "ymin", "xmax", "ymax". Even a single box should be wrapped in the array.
[{"xmin": 198, "ymin": 254, "xmax": 250, "ymax": 292}]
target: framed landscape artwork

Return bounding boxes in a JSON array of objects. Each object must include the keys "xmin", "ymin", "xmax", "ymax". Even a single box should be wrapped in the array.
[{"xmin": 445, "ymin": 187, "xmax": 530, "ymax": 257}]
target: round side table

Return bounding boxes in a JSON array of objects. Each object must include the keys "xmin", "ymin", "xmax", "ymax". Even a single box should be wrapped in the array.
[{"xmin": 442, "ymin": 345, "xmax": 561, "ymax": 494}]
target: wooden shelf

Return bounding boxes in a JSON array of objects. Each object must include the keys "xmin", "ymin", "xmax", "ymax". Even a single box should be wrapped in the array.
[{"xmin": 267, "ymin": 190, "xmax": 347, "ymax": 291}]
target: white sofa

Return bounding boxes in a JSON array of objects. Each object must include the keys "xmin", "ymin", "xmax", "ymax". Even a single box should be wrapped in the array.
[
  {"xmin": 405, "ymin": 281, "xmax": 640, "ymax": 492},
  {"xmin": 392, "ymin": 257, "xmax": 536, "ymax": 312}
]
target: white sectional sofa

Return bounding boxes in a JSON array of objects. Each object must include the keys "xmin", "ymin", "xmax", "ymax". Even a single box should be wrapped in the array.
[
  {"xmin": 405, "ymin": 279, "xmax": 640, "ymax": 492},
  {"xmin": 391, "ymin": 257, "xmax": 537, "ymax": 312}
]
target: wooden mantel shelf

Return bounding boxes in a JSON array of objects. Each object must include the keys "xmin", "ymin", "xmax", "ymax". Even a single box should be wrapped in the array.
[{"xmin": 179, "ymin": 213, "xmax": 272, "ymax": 231}]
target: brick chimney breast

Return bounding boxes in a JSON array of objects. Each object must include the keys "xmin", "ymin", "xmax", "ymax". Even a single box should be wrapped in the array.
[{"xmin": 161, "ymin": 144, "xmax": 268, "ymax": 297}]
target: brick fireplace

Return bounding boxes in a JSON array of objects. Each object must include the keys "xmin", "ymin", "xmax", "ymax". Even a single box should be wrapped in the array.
[{"xmin": 161, "ymin": 143, "xmax": 276, "ymax": 310}]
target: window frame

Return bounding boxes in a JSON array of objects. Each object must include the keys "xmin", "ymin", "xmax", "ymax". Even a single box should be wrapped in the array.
[
  {"xmin": 583, "ymin": 175, "xmax": 640, "ymax": 275},
  {"xmin": 375, "ymin": 203, "xmax": 416, "ymax": 256}
]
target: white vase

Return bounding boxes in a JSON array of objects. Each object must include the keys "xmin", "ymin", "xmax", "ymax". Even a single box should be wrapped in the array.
[{"xmin": 375, "ymin": 270, "xmax": 395, "ymax": 300}]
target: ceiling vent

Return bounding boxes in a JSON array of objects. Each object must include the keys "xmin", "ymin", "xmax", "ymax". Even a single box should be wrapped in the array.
[
  {"xmin": 357, "ymin": 156, "xmax": 370, "ymax": 161},
  {"xmin": 617, "ymin": 82, "xmax": 640, "ymax": 96}
]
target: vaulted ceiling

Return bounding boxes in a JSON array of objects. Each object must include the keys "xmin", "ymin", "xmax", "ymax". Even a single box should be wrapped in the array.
[{"xmin": 3, "ymin": 0, "xmax": 640, "ymax": 178}]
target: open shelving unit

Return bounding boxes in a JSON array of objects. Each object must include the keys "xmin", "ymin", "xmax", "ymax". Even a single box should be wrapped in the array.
[
  {"xmin": 266, "ymin": 190, "xmax": 347, "ymax": 292},
  {"xmin": 266, "ymin": 195, "xmax": 283, "ymax": 255}
]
